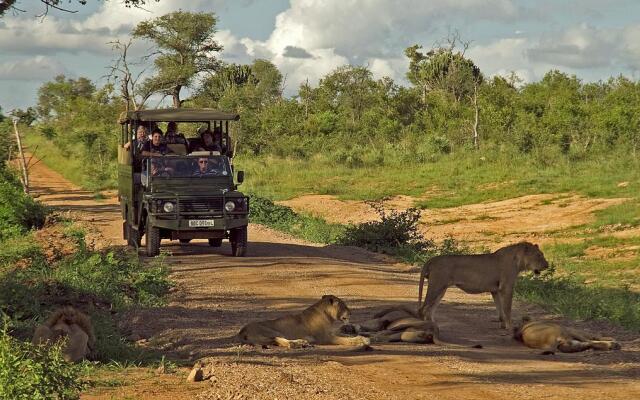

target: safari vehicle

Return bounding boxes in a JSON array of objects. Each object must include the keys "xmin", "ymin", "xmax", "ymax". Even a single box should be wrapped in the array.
[{"xmin": 117, "ymin": 108, "xmax": 248, "ymax": 257}]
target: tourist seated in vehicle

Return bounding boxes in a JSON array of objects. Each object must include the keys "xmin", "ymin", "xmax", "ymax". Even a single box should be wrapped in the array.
[
  {"xmin": 200, "ymin": 129, "xmax": 222, "ymax": 152},
  {"xmin": 124, "ymin": 125, "xmax": 148, "ymax": 153},
  {"xmin": 164, "ymin": 121, "xmax": 187, "ymax": 145},
  {"xmin": 141, "ymin": 158, "xmax": 174, "ymax": 186},
  {"xmin": 141, "ymin": 128, "xmax": 170, "ymax": 156}
]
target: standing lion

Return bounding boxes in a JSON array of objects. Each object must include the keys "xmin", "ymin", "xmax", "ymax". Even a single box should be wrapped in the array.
[
  {"xmin": 418, "ymin": 242, "xmax": 549, "ymax": 330},
  {"xmin": 32, "ymin": 306, "xmax": 95, "ymax": 362}
]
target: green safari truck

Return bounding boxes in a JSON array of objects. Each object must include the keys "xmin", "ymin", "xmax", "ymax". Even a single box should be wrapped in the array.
[{"xmin": 117, "ymin": 108, "xmax": 248, "ymax": 257}]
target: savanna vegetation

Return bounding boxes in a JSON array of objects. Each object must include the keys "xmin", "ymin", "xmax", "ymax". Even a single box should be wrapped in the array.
[
  {"xmin": 0, "ymin": 112, "xmax": 171, "ymax": 398},
  {"xmin": 0, "ymin": 9, "xmax": 638, "ymax": 348}
]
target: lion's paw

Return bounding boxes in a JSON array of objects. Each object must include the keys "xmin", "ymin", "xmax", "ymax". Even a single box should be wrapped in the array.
[
  {"xmin": 356, "ymin": 336, "xmax": 371, "ymax": 346},
  {"xmin": 287, "ymin": 339, "xmax": 311, "ymax": 349}
]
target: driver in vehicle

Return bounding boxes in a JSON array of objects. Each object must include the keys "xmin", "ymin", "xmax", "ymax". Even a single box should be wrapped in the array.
[{"xmin": 192, "ymin": 157, "xmax": 216, "ymax": 176}]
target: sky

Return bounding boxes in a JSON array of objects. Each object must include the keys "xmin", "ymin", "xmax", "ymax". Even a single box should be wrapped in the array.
[{"xmin": 1, "ymin": 0, "xmax": 640, "ymax": 112}]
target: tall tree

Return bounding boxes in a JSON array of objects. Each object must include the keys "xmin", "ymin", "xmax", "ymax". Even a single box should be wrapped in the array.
[
  {"xmin": 37, "ymin": 75, "xmax": 95, "ymax": 120},
  {"xmin": 133, "ymin": 11, "xmax": 222, "ymax": 108},
  {"xmin": 405, "ymin": 39, "xmax": 483, "ymax": 148}
]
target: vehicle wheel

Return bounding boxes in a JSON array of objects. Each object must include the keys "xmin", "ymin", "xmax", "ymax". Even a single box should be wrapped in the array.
[
  {"xmin": 208, "ymin": 238, "xmax": 223, "ymax": 247},
  {"xmin": 127, "ymin": 223, "xmax": 140, "ymax": 248},
  {"xmin": 230, "ymin": 226, "xmax": 247, "ymax": 257},
  {"xmin": 145, "ymin": 215, "xmax": 160, "ymax": 257},
  {"xmin": 179, "ymin": 239, "xmax": 191, "ymax": 244}
]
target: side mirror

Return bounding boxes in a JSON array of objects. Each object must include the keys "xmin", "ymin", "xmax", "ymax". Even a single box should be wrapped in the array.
[{"xmin": 237, "ymin": 170, "xmax": 244, "ymax": 184}]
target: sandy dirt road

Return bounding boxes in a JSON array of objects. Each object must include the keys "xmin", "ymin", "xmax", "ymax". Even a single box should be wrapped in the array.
[{"xmin": 27, "ymin": 158, "xmax": 640, "ymax": 400}]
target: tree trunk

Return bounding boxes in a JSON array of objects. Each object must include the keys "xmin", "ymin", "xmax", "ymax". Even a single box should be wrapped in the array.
[
  {"xmin": 172, "ymin": 85, "xmax": 182, "ymax": 108},
  {"xmin": 12, "ymin": 120, "xmax": 29, "ymax": 193}
]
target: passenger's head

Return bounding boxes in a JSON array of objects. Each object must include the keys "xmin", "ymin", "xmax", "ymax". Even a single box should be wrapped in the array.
[
  {"xmin": 197, "ymin": 157, "xmax": 209, "ymax": 173},
  {"xmin": 167, "ymin": 121, "xmax": 177, "ymax": 134},
  {"xmin": 136, "ymin": 125, "xmax": 148, "ymax": 141},
  {"xmin": 151, "ymin": 128, "xmax": 163, "ymax": 145},
  {"xmin": 213, "ymin": 126, "xmax": 222, "ymax": 141},
  {"xmin": 201, "ymin": 130, "xmax": 214, "ymax": 146}
]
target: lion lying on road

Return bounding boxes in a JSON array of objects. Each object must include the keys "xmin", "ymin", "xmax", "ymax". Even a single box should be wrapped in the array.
[
  {"xmin": 354, "ymin": 306, "xmax": 481, "ymax": 347},
  {"xmin": 418, "ymin": 242, "xmax": 549, "ymax": 330},
  {"xmin": 238, "ymin": 295, "xmax": 370, "ymax": 348},
  {"xmin": 32, "ymin": 306, "xmax": 95, "ymax": 362},
  {"xmin": 513, "ymin": 317, "xmax": 621, "ymax": 354}
]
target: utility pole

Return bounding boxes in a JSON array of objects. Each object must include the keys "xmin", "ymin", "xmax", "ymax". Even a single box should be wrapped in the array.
[{"xmin": 12, "ymin": 118, "xmax": 29, "ymax": 193}]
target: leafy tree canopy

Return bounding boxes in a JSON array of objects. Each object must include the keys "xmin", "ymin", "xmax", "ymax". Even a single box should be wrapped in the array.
[{"xmin": 133, "ymin": 11, "xmax": 222, "ymax": 108}]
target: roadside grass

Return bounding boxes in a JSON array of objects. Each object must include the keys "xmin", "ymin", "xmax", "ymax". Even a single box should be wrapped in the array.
[
  {"xmin": 1, "ymin": 230, "xmax": 171, "ymax": 362},
  {"xmin": 516, "ymin": 267, "xmax": 640, "ymax": 331},
  {"xmin": 23, "ymin": 133, "xmax": 89, "ymax": 189},
  {"xmin": 239, "ymin": 150, "xmax": 639, "ymax": 207},
  {"xmin": 249, "ymin": 195, "xmax": 346, "ymax": 243}
]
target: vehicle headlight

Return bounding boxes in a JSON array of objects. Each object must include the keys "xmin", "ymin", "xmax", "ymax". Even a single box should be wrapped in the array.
[
  {"xmin": 163, "ymin": 202, "xmax": 175, "ymax": 213},
  {"xmin": 224, "ymin": 201, "xmax": 236, "ymax": 212}
]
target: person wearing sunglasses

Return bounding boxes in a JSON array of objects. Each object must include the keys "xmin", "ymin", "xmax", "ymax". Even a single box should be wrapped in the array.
[{"xmin": 192, "ymin": 157, "xmax": 215, "ymax": 176}]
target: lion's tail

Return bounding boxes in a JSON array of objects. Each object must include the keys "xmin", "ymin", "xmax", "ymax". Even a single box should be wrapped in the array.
[{"xmin": 417, "ymin": 261, "xmax": 432, "ymax": 308}]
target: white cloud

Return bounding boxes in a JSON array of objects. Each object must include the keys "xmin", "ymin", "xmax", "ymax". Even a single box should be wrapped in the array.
[
  {"xmin": 0, "ymin": 0, "xmax": 230, "ymax": 56},
  {"xmin": 235, "ymin": 0, "xmax": 522, "ymax": 93},
  {"xmin": 0, "ymin": 56, "xmax": 68, "ymax": 81},
  {"xmin": 468, "ymin": 38, "xmax": 538, "ymax": 82},
  {"xmin": 527, "ymin": 24, "xmax": 618, "ymax": 69}
]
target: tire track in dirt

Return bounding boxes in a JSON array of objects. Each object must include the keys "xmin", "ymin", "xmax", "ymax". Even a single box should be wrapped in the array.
[{"xmin": 27, "ymin": 158, "xmax": 640, "ymax": 400}]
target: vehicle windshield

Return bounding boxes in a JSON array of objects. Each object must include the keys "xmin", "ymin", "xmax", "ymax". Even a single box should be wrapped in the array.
[{"xmin": 143, "ymin": 155, "xmax": 231, "ymax": 179}]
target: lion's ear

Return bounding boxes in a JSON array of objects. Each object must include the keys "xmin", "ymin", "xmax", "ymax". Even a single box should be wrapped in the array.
[{"xmin": 322, "ymin": 295, "xmax": 335, "ymax": 304}]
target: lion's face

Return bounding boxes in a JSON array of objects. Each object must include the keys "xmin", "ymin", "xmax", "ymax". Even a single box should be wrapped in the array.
[
  {"xmin": 321, "ymin": 295, "xmax": 351, "ymax": 323},
  {"xmin": 521, "ymin": 243, "xmax": 549, "ymax": 275}
]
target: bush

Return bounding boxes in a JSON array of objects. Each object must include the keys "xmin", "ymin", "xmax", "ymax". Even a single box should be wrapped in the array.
[
  {"xmin": 0, "ymin": 173, "xmax": 47, "ymax": 240},
  {"xmin": 337, "ymin": 200, "xmax": 468, "ymax": 263},
  {"xmin": 0, "ymin": 318, "xmax": 84, "ymax": 400}
]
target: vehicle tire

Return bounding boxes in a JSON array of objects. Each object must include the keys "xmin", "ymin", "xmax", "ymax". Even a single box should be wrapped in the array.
[
  {"xmin": 127, "ymin": 223, "xmax": 140, "ymax": 248},
  {"xmin": 179, "ymin": 239, "xmax": 191, "ymax": 244},
  {"xmin": 208, "ymin": 238, "xmax": 222, "ymax": 247},
  {"xmin": 230, "ymin": 226, "xmax": 247, "ymax": 257},
  {"xmin": 146, "ymin": 215, "xmax": 160, "ymax": 257}
]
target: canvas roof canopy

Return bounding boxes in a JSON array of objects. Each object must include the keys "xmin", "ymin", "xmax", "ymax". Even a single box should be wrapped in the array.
[{"xmin": 119, "ymin": 108, "xmax": 240, "ymax": 124}]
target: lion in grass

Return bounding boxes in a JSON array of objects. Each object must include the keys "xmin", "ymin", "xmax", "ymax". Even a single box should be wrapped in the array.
[
  {"xmin": 417, "ymin": 242, "xmax": 549, "ymax": 330},
  {"xmin": 32, "ymin": 306, "xmax": 95, "ymax": 362},
  {"xmin": 513, "ymin": 317, "xmax": 621, "ymax": 354},
  {"xmin": 238, "ymin": 295, "xmax": 370, "ymax": 349}
]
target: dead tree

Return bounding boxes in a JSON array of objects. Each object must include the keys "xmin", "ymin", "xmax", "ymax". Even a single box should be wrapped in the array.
[
  {"xmin": 106, "ymin": 39, "xmax": 153, "ymax": 113},
  {"xmin": 12, "ymin": 119, "xmax": 29, "ymax": 193}
]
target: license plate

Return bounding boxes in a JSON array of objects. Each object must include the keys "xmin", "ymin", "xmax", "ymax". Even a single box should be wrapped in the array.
[{"xmin": 188, "ymin": 219, "xmax": 216, "ymax": 227}]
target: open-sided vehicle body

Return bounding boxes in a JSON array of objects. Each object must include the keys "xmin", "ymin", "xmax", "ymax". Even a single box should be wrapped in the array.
[{"xmin": 117, "ymin": 108, "xmax": 248, "ymax": 256}]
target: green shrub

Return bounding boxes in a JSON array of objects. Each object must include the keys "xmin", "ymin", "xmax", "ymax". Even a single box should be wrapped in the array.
[
  {"xmin": 0, "ymin": 173, "xmax": 47, "ymax": 240},
  {"xmin": 338, "ymin": 201, "xmax": 432, "ymax": 254},
  {"xmin": 0, "ymin": 319, "xmax": 84, "ymax": 400},
  {"xmin": 337, "ymin": 201, "xmax": 469, "ymax": 263}
]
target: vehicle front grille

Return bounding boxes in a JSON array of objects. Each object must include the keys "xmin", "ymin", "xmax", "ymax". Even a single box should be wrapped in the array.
[{"xmin": 179, "ymin": 198, "xmax": 223, "ymax": 215}]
